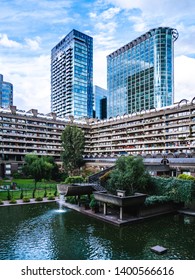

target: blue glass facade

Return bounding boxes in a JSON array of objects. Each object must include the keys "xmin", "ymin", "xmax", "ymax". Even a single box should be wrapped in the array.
[
  {"xmin": 0, "ymin": 74, "xmax": 13, "ymax": 108},
  {"xmin": 51, "ymin": 29, "xmax": 93, "ymax": 118},
  {"xmin": 107, "ymin": 27, "xmax": 178, "ymax": 117},
  {"xmin": 93, "ymin": 85, "xmax": 108, "ymax": 119}
]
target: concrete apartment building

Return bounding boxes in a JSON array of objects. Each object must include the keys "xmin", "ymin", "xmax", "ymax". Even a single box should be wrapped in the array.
[
  {"xmin": 1, "ymin": 98, "xmax": 195, "ymax": 178},
  {"xmin": 0, "ymin": 106, "xmax": 90, "ymax": 177}
]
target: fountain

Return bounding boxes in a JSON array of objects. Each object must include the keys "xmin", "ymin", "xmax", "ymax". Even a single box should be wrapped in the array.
[{"xmin": 56, "ymin": 194, "xmax": 66, "ymax": 213}]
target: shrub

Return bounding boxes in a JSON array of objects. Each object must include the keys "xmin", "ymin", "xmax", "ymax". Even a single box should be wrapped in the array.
[
  {"xmin": 0, "ymin": 199, "xmax": 3, "ymax": 205},
  {"xmin": 47, "ymin": 195, "xmax": 55, "ymax": 200},
  {"xmin": 107, "ymin": 156, "xmax": 151, "ymax": 195},
  {"xmin": 7, "ymin": 190, "xmax": 12, "ymax": 200},
  {"xmin": 89, "ymin": 198, "xmax": 98, "ymax": 209},
  {"xmin": 66, "ymin": 196, "xmax": 77, "ymax": 204},
  {"xmin": 35, "ymin": 197, "xmax": 43, "ymax": 201},
  {"xmin": 23, "ymin": 197, "xmax": 30, "ymax": 203},
  {"xmin": 65, "ymin": 176, "xmax": 84, "ymax": 184},
  {"xmin": 145, "ymin": 195, "xmax": 172, "ymax": 206},
  {"xmin": 150, "ymin": 177, "xmax": 195, "ymax": 204},
  {"xmin": 178, "ymin": 174, "xmax": 195, "ymax": 181},
  {"xmin": 9, "ymin": 199, "xmax": 17, "ymax": 204}
]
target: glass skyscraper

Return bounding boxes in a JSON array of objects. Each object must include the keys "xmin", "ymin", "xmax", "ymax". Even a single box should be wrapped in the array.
[
  {"xmin": 107, "ymin": 27, "xmax": 179, "ymax": 117},
  {"xmin": 0, "ymin": 74, "xmax": 13, "ymax": 108},
  {"xmin": 51, "ymin": 29, "xmax": 93, "ymax": 118},
  {"xmin": 93, "ymin": 85, "xmax": 108, "ymax": 119}
]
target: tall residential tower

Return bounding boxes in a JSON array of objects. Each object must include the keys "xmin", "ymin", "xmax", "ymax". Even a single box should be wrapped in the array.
[
  {"xmin": 0, "ymin": 74, "xmax": 13, "ymax": 108},
  {"xmin": 51, "ymin": 29, "xmax": 93, "ymax": 118},
  {"xmin": 107, "ymin": 27, "xmax": 179, "ymax": 117}
]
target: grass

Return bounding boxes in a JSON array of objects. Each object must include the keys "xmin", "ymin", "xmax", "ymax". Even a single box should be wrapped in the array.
[{"xmin": 0, "ymin": 179, "xmax": 58, "ymax": 201}]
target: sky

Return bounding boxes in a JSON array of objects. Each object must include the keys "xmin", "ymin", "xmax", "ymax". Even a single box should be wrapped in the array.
[{"xmin": 0, "ymin": 0, "xmax": 195, "ymax": 114}]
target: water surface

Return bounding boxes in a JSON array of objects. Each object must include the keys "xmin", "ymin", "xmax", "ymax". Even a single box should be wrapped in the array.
[{"xmin": 0, "ymin": 203, "xmax": 194, "ymax": 260}]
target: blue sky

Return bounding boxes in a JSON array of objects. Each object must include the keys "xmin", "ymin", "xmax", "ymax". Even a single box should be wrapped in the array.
[{"xmin": 0, "ymin": 0, "xmax": 195, "ymax": 113}]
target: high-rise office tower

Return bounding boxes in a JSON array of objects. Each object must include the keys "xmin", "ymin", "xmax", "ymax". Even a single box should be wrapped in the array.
[
  {"xmin": 93, "ymin": 85, "xmax": 108, "ymax": 119},
  {"xmin": 51, "ymin": 29, "xmax": 93, "ymax": 118},
  {"xmin": 0, "ymin": 74, "xmax": 13, "ymax": 108},
  {"xmin": 107, "ymin": 27, "xmax": 179, "ymax": 117}
]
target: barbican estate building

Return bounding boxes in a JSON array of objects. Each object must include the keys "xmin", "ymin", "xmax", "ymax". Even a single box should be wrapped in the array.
[{"xmin": 1, "ymin": 98, "xmax": 195, "ymax": 177}]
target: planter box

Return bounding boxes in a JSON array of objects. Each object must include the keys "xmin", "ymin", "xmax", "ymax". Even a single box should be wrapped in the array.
[{"xmin": 94, "ymin": 192, "xmax": 147, "ymax": 207}]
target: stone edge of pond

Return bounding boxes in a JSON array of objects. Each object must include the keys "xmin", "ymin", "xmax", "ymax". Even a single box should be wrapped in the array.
[{"xmin": 0, "ymin": 197, "xmax": 59, "ymax": 207}]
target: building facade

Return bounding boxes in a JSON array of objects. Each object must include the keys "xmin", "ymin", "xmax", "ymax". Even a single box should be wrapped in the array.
[
  {"xmin": 107, "ymin": 27, "xmax": 178, "ymax": 118},
  {"xmin": 0, "ymin": 106, "xmax": 90, "ymax": 178},
  {"xmin": 1, "ymin": 98, "xmax": 195, "ymax": 177},
  {"xmin": 93, "ymin": 85, "xmax": 108, "ymax": 119},
  {"xmin": 51, "ymin": 29, "xmax": 93, "ymax": 118},
  {"xmin": 0, "ymin": 74, "xmax": 13, "ymax": 108}
]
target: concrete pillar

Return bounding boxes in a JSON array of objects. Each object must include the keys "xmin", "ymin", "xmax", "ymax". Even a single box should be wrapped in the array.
[
  {"xmin": 103, "ymin": 203, "xmax": 107, "ymax": 215},
  {"xmin": 119, "ymin": 207, "xmax": 123, "ymax": 220}
]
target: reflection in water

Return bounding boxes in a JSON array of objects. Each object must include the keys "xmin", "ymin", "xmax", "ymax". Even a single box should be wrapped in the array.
[{"xmin": 0, "ymin": 203, "xmax": 195, "ymax": 260}]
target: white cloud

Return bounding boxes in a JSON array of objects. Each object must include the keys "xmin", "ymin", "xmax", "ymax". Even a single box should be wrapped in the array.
[
  {"xmin": 100, "ymin": 7, "xmax": 121, "ymax": 20},
  {"xmin": 0, "ymin": 55, "xmax": 51, "ymax": 113},
  {"xmin": 25, "ymin": 37, "xmax": 41, "ymax": 51},
  {"xmin": 174, "ymin": 55, "xmax": 195, "ymax": 102},
  {"xmin": 0, "ymin": 34, "xmax": 22, "ymax": 48}
]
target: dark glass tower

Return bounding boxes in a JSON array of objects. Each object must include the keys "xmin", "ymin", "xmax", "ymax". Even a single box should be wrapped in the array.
[
  {"xmin": 0, "ymin": 74, "xmax": 13, "ymax": 108},
  {"xmin": 107, "ymin": 27, "xmax": 179, "ymax": 117},
  {"xmin": 51, "ymin": 29, "xmax": 93, "ymax": 118}
]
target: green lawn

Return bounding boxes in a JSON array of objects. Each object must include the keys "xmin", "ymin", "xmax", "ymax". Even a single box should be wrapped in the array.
[{"xmin": 0, "ymin": 179, "xmax": 58, "ymax": 201}]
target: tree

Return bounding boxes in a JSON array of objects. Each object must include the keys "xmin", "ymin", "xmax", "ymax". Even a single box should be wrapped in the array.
[
  {"xmin": 107, "ymin": 156, "xmax": 151, "ymax": 195},
  {"xmin": 22, "ymin": 154, "xmax": 54, "ymax": 188},
  {"xmin": 61, "ymin": 125, "xmax": 85, "ymax": 175}
]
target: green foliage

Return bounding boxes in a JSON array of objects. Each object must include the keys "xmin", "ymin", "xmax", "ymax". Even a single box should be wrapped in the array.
[
  {"xmin": 99, "ymin": 171, "xmax": 112, "ymax": 187},
  {"xmin": 61, "ymin": 125, "xmax": 85, "ymax": 175},
  {"xmin": 107, "ymin": 156, "xmax": 151, "ymax": 195},
  {"xmin": 150, "ymin": 177, "xmax": 195, "ymax": 203},
  {"xmin": 64, "ymin": 176, "xmax": 84, "ymax": 184},
  {"xmin": 20, "ymin": 190, "xmax": 24, "ymax": 199},
  {"xmin": 7, "ymin": 190, "xmax": 12, "ymax": 200},
  {"xmin": 145, "ymin": 195, "xmax": 172, "ymax": 206},
  {"xmin": 89, "ymin": 198, "xmax": 98, "ymax": 209},
  {"xmin": 47, "ymin": 195, "xmax": 55, "ymax": 200},
  {"xmin": 9, "ymin": 199, "xmax": 17, "ymax": 204},
  {"xmin": 35, "ymin": 197, "xmax": 43, "ymax": 201},
  {"xmin": 22, "ymin": 154, "xmax": 57, "ymax": 187},
  {"xmin": 0, "ymin": 199, "xmax": 3, "ymax": 205},
  {"xmin": 177, "ymin": 174, "xmax": 195, "ymax": 181},
  {"xmin": 66, "ymin": 196, "xmax": 77, "ymax": 204},
  {"xmin": 12, "ymin": 172, "xmax": 23, "ymax": 179},
  {"xmin": 23, "ymin": 197, "xmax": 30, "ymax": 203}
]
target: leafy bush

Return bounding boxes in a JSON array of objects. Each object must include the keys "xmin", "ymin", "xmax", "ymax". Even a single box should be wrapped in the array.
[
  {"xmin": 150, "ymin": 177, "xmax": 195, "ymax": 204},
  {"xmin": 66, "ymin": 196, "xmax": 77, "ymax": 204},
  {"xmin": 145, "ymin": 195, "xmax": 172, "ymax": 206},
  {"xmin": 178, "ymin": 174, "xmax": 195, "ymax": 181},
  {"xmin": 107, "ymin": 156, "xmax": 151, "ymax": 195},
  {"xmin": 65, "ymin": 176, "xmax": 84, "ymax": 184},
  {"xmin": 47, "ymin": 195, "xmax": 55, "ymax": 200},
  {"xmin": 89, "ymin": 198, "xmax": 98, "ymax": 209},
  {"xmin": 9, "ymin": 199, "xmax": 17, "ymax": 204},
  {"xmin": 23, "ymin": 197, "xmax": 30, "ymax": 203},
  {"xmin": 35, "ymin": 197, "xmax": 43, "ymax": 201}
]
